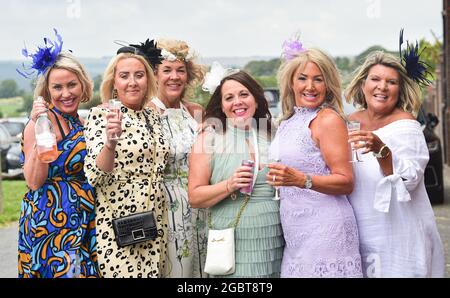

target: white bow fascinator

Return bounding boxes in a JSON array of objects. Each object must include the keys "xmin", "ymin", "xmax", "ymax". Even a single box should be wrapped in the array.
[{"xmin": 202, "ymin": 61, "xmax": 239, "ymax": 94}]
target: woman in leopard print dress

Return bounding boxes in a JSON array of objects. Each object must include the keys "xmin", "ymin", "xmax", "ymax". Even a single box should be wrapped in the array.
[{"xmin": 84, "ymin": 42, "xmax": 169, "ymax": 278}]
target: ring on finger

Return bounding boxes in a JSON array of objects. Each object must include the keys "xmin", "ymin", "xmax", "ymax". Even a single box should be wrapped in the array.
[{"xmin": 273, "ymin": 174, "xmax": 276, "ymax": 182}]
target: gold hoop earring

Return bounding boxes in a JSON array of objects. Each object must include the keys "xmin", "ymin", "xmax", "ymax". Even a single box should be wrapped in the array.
[{"xmin": 112, "ymin": 89, "xmax": 118, "ymax": 99}]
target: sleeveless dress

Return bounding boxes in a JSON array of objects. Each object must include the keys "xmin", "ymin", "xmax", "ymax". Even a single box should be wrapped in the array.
[
  {"xmin": 269, "ymin": 106, "xmax": 362, "ymax": 278},
  {"xmin": 151, "ymin": 98, "xmax": 208, "ymax": 278},
  {"xmin": 208, "ymin": 125, "xmax": 284, "ymax": 278},
  {"xmin": 18, "ymin": 107, "xmax": 99, "ymax": 278},
  {"xmin": 84, "ymin": 106, "xmax": 169, "ymax": 278}
]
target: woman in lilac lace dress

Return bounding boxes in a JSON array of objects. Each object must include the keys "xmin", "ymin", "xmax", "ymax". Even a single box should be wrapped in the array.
[{"xmin": 268, "ymin": 47, "xmax": 362, "ymax": 277}]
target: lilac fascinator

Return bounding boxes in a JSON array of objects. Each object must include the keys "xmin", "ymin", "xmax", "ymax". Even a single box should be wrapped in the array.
[
  {"xmin": 17, "ymin": 29, "xmax": 63, "ymax": 78},
  {"xmin": 282, "ymin": 35, "xmax": 306, "ymax": 61}
]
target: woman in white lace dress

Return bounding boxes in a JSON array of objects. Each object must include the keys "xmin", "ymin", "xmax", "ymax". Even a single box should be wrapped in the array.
[
  {"xmin": 345, "ymin": 51, "xmax": 444, "ymax": 277},
  {"xmin": 148, "ymin": 38, "xmax": 208, "ymax": 277}
]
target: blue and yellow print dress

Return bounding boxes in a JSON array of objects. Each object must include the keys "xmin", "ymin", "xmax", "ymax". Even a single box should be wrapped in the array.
[{"xmin": 18, "ymin": 107, "xmax": 99, "ymax": 278}]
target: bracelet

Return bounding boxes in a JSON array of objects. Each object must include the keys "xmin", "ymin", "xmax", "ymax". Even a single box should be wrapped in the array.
[
  {"xmin": 226, "ymin": 178, "xmax": 238, "ymax": 200},
  {"xmin": 373, "ymin": 144, "xmax": 390, "ymax": 159},
  {"xmin": 225, "ymin": 178, "xmax": 232, "ymax": 193}
]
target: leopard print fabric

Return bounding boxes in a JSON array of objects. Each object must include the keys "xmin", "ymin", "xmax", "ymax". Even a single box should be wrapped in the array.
[{"xmin": 84, "ymin": 106, "xmax": 169, "ymax": 278}]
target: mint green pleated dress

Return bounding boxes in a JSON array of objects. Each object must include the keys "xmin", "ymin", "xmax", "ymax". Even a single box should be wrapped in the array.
[{"xmin": 208, "ymin": 126, "xmax": 284, "ymax": 278}]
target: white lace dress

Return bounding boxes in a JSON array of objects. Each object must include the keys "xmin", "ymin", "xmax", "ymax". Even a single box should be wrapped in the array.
[
  {"xmin": 348, "ymin": 119, "xmax": 445, "ymax": 277},
  {"xmin": 151, "ymin": 98, "xmax": 208, "ymax": 278}
]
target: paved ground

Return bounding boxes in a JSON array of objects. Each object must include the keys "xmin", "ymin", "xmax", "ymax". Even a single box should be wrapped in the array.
[
  {"xmin": 1, "ymin": 168, "xmax": 449, "ymax": 278},
  {"xmin": 431, "ymin": 165, "xmax": 450, "ymax": 277},
  {"xmin": 0, "ymin": 222, "xmax": 18, "ymax": 278}
]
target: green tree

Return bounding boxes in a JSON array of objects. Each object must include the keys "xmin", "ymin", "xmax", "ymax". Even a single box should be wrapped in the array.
[
  {"xmin": 244, "ymin": 59, "xmax": 281, "ymax": 77},
  {"xmin": 354, "ymin": 45, "xmax": 391, "ymax": 66},
  {"xmin": 19, "ymin": 93, "xmax": 33, "ymax": 115},
  {"xmin": 0, "ymin": 79, "xmax": 21, "ymax": 98},
  {"xmin": 254, "ymin": 76, "xmax": 277, "ymax": 88},
  {"xmin": 93, "ymin": 74, "xmax": 102, "ymax": 92},
  {"xmin": 334, "ymin": 56, "xmax": 351, "ymax": 73},
  {"xmin": 418, "ymin": 38, "xmax": 442, "ymax": 81},
  {"xmin": 191, "ymin": 87, "xmax": 210, "ymax": 107},
  {"xmin": 79, "ymin": 91, "xmax": 102, "ymax": 109}
]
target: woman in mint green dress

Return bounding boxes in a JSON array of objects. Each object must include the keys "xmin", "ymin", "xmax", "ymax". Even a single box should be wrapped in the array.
[{"xmin": 188, "ymin": 69, "xmax": 284, "ymax": 278}]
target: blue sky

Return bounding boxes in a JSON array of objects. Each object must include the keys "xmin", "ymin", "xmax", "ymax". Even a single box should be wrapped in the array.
[{"xmin": 0, "ymin": 0, "xmax": 443, "ymax": 59}]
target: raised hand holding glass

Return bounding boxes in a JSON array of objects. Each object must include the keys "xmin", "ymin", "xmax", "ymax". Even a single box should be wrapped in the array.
[
  {"xmin": 268, "ymin": 158, "xmax": 281, "ymax": 200},
  {"xmin": 347, "ymin": 121, "xmax": 363, "ymax": 163},
  {"xmin": 108, "ymin": 99, "xmax": 123, "ymax": 141}
]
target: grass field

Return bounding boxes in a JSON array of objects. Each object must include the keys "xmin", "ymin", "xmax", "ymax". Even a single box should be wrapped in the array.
[
  {"xmin": 0, "ymin": 97, "xmax": 24, "ymax": 117},
  {"xmin": 0, "ymin": 180, "xmax": 27, "ymax": 227}
]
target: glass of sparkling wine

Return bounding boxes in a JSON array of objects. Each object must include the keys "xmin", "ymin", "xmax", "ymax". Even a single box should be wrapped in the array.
[
  {"xmin": 347, "ymin": 120, "xmax": 362, "ymax": 163},
  {"xmin": 269, "ymin": 158, "xmax": 281, "ymax": 200},
  {"xmin": 108, "ymin": 99, "xmax": 123, "ymax": 141}
]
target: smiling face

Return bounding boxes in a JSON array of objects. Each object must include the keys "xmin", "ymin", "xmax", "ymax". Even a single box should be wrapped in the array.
[
  {"xmin": 292, "ymin": 61, "xmax": 326, "ymax": 109},
  {"xmin": 48, "ymin": 68, "xmax": 83, "ymax": 116},
  {"xmin": 113, "ymin": 58, "xmax": 148, "ymax": 110},
  {"xmin": 363, "ymin": 64, "xmax": 400, "ymax": 114},
  {"xmin": 155, "ymin": 60, "xmax": 188, "ymax": 103},
  {"xmin": 221, "ymin": 79, "xmax": 257, "ymax": 127}
]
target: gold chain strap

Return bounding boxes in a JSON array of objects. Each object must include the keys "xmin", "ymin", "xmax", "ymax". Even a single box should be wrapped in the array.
[
  {"xmin": 208, "ymin": 194, "xmax": 250, "ymax": 229},
  {"xmin": 106, "ymin": 109, "xmax": 159, "ymax": 218},
  {"xmin": 207, "ymin": 128, "xmax": 257, "ymax": 230}
]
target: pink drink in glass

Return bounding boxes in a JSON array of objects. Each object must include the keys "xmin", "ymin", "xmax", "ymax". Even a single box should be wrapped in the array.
[{"xmin": 240, "ymin": 159, "xmax": 254, "ymax": 194}]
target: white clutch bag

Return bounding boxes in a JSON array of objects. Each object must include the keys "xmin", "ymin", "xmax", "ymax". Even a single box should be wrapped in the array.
[{"xmin": 204, "ymin": 227, "xmax": 235, "ymax": 275}]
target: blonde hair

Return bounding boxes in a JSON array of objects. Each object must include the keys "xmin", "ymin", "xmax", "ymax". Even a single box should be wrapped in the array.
[
  {"xmin": 156, "ymin": 38, "xmax": 205, "ymax": 100},
  {"xmin": 100, "ymin": 53, "xmax": 157, "ymax": 107},
  {"xmin": 345, "ymin": 51, "xmax": 421, "ymax": 116},
  {"xmin": 34, "ymin": 52, "xmax": 93, "ymax": 103},
  {"xmin": 277, "ymin": 48, "xmax": 343, "ymax": 121}
]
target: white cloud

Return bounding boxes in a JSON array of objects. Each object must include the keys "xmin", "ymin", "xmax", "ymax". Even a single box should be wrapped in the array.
[{"xmin": 0, "ymin": 0, "xmax": 443, "ymax": 60}]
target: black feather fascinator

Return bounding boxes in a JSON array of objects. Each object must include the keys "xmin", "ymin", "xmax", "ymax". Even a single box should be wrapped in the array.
[
  {"xmin": 116, "ymin": 39, "xmax": 163, "ymax": 69},
  {"xmin": 399, "ymin": 29, "xmax": 432, "ymax": 86}
]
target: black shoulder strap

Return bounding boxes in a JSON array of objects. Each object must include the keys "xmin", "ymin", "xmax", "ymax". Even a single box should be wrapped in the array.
[{"xmin": 48, "ymin": 109, "xmax": 67, "ymax": 139}]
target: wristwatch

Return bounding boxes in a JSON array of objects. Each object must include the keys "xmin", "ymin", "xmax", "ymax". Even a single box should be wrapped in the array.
[
  {"xmin": 373, "ymin": 144, "xmax": 390, "ymax": 159},
  {"xmin": 304, "ymin": 175, "xmax": 313, "ymax": 189}
]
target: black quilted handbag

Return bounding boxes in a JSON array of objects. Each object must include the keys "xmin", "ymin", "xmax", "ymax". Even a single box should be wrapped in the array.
[{"xmin": 111, "ymin": 211, "xmax": 157, "ymax": 248}]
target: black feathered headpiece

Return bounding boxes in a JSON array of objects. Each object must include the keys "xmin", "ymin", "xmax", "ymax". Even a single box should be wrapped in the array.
[
  {"xmin": 399, "ymin": 29, "xmax": 432, "ymax": 86},
  {"xmin": 116, "ymin": 39, "xmax": 163, "ymax": 69}
]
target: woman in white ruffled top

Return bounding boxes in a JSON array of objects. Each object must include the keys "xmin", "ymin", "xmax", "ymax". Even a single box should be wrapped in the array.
[
  {"xmin": 148, "ymin": 38, "xmax": 208, "ymax": 278},
  {"xmin": 345, "ymin": 51, "xmax": 444, "ymax": 277}
]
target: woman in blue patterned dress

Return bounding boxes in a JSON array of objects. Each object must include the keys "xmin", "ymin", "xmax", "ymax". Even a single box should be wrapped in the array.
[{"xmin": 17, "ymin": 36, "xmax": 98, "ymax": 278}]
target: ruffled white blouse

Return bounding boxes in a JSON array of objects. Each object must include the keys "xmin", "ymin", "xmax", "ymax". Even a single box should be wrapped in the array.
[{"xmin": 348, "ymin": 119, "xmax": 445, "ymax": 277}]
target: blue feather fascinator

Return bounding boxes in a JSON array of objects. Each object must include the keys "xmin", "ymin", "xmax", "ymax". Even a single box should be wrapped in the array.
[
  {"xmin": 399, "ymin": 28, "xmax": 432, "ymax": 86},
  {"xmin": 17, "ymin": 28, "xmax": 63, "ymax": 79}
]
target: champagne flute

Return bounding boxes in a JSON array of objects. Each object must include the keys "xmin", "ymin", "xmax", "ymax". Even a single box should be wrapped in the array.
[
  {"xmin": 347, "ymin": 120, "xmax": 363, "ymax": 163},
  {"xmin": 268, "ymin": 158, "xmax": 281, "ymax": 200},
  {"xmin": 108, "ymin": 99, "xmax": 123, "ymax": 141}
]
